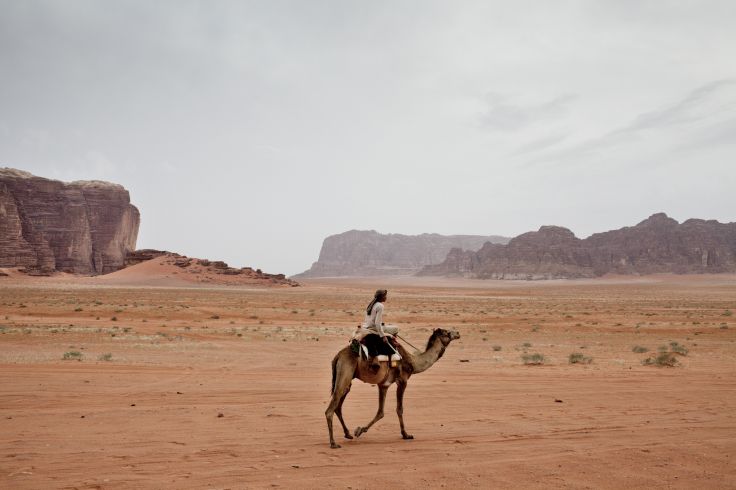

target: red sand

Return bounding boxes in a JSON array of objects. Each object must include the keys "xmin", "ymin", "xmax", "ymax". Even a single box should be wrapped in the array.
[{"xmin": 0, "ymin": 274, "xmax": 735, "ymax": 488}]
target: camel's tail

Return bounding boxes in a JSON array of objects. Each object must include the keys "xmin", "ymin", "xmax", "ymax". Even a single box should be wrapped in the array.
[{"xmin": 330, "ymin": 354, "xmax": 338, "ymax": 395}]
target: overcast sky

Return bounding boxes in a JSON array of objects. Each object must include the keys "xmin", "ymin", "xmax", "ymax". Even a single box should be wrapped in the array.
[{"xmin": 1, "ymin": 1, "xmax": 735, "ymax": 275}]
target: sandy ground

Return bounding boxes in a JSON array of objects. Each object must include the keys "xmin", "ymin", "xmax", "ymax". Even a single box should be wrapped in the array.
[{"xmin": 0, "ymin": 274, "xmax": 735, "ymax": 489}]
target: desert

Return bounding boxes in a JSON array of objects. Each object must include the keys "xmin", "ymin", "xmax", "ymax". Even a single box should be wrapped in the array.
[
  {"xmin": 1, "ymin": 273, "xmax": 735, "ymax": 488},
  {"xmin": 2, "ymin": 2, "xmax": 735, "ymax": 488}
]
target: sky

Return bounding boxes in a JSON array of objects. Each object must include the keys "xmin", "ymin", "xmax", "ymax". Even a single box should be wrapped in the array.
[{"xmin": 1, "ymin": 1, "xmax": 735, "ymax": 275}]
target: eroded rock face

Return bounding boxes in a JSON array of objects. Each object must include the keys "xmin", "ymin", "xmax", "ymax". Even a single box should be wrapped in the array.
[
  {"xmin": 419, "ymin": 213, "xmax": 736, "ymax": 279},
  {"xmin": 0, "ymin": 168, "xmax": 139, "ymax": 274},
  {"xmin": 295, "ymin": 230, "xmax": 510, "ymax": 277}
]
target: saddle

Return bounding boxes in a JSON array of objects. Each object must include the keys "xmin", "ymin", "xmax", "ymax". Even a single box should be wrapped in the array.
[{"xmin": 350, "ymin": 331, "xmax": 402, "ymax": 367}]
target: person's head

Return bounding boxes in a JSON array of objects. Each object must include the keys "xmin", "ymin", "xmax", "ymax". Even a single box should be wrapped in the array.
[{"xmin": 366, "ymin": 289, "xmax": 388, "ymax": 315}]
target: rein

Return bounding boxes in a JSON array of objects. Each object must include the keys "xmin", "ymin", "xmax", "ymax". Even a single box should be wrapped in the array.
[{"xmin": 395, "ymin": 333, "xmax": 420, "ymax": 352}]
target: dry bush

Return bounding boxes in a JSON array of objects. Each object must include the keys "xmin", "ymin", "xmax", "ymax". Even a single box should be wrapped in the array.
[
  {"xmin": 569, "ymin": 352, "xmax": 592, "ymax": 364},
  {"xmin": 521, "ymin": 353, "xmax": 545, "ymax": 365},
  {"xmin": 62, "ymin": 351, "xmax": 83, "ymax": 361}
]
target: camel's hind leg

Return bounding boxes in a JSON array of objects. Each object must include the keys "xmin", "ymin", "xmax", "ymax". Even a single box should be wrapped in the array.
[
  {"xmin": 335, "ymin": 388, "xmax": 353, "ymax": 440},
  {"xmin": 354, "ymin": 385, "xmax": 388, "ymax": 438},
  {"xmin": 326, "ymin": 353, "xmax": 356, "ymax": 449}
]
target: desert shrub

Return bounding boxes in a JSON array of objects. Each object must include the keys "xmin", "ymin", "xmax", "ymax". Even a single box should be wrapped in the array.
[
  {"xmin": 632, "ymin": 345, "xmax": 649, "ymax": 353},
  {"xmin": 74, "ymin": 307, "xmax": 83, "ymax": 312},
  {"xmin": 723, "ymin": 310, "xmax": 733, "ymax": 317},
  {"xmin": 569, "ymin": 352, "xmax": 592, "ymax": 364},
  {"xmin": 62, "ymin": 351, "xmax": 83, "ymax": 361},
  {"xmin": 111, "ymin": 316, "xmax": 117, "ymax": 321},
  {"xmin": 210, "ymin": 315, "xmax": 220, "ymax": 319},
  {"xmin": 522, "ymin": 342, "xmax": 532, "ymax": 348},
  {"xmin": 492, "ymin": 345, "xmax": 502, "ymax": 351},
  {"xmin": 98, "ymin": 353, "xmax": 113, "ymax": 361},
  {"xmin": 669, "ymin": 341, "xmax": 688, "ymax": 355},
  {"xmin": 642, "ymin": 352, "xmax": 678, "ymax": 367},
  {"xmin": 521, "ymin": 353, "xmax": 545, "ymax": 365}
]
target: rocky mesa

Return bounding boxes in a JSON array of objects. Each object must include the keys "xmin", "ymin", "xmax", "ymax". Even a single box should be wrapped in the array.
[
  {"xmin": 295, "ymin": 230, "xmax": 510, "ymax": 277},
  {"xmin": 0, "ymin": 168, "xmax": 139, "ymax": 275},
  {"xmin": 419, "ymin": 213, "xmax": 736, "ymax": 279}
]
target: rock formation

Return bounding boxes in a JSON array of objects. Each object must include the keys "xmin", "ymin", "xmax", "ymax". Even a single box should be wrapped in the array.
[
  {"xmin": 118, "ymin": 251, "xmax": 299, "ymax": 286},
  {"xmin": 295, "ymin": 230, "xmax": 510, "ymax": 277},
  {"xmin": 0, "ymin": 168, "xmax": 139, "ymax": 275},
  {"xmin": 419, "ymin": 213, "xmax": 736, "ymax": 279}
]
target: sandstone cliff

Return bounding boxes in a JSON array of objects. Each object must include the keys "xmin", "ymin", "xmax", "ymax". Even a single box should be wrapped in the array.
[
  {"xmin": 0, "ymin": 168, "xmax": 139, "ymax": 275},
  {"xmin": 295, "ymin": 230, "xmax": 510, "ymax": 277},
  {"xmin": 419, "ymin": 213, "xmax": 736, "ymax": 279}
]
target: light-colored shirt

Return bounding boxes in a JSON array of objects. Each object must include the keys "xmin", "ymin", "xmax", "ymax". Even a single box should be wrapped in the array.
[{"xmin": 364, "ymin": 302, "xmax": 385, "ymax": 335}]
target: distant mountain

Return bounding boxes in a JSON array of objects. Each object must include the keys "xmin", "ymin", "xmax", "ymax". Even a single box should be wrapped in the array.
[
  {"xmin": 419, "ymin": 213, "xmax": 736, "ymax": 279},
  {"xmin": 294, "ymin": 230, "xmax": 510, "ymax": 278}
]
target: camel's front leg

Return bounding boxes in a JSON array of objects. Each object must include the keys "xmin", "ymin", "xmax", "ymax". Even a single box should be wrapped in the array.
[
  {"xmin": 354, "ymin": 385, "xmax": 388, "ymax": 438},
  {"xmin": 396, "ymin": 380, "xmax": 413, "ymax": 439}
]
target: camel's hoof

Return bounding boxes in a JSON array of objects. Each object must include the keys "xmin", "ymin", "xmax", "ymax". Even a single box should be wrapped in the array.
[
  {"xmin": 343, "ymin": 433, "xmax": 354, "ymax": 440},
  {"xmin": 330, "ymin": 442, "xmax": 341, "ymax": 449},
  {"xmin": 354, "ymin": 426, "xmax": 366, "ymax": 438},
  {"xmin": 402, "ymin": 434, "xmax": 414, "ymax": 440}
]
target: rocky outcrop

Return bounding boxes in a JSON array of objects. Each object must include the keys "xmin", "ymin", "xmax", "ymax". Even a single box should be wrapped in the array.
[
  {"xmin": 295, "ymin": 230, "xmax": 510, "ymax": 277},
  {"xmin": 0, "ymin": 168, "xmax": 139, "ymax": 275},
  {"xmin": 120, "ymin": 251, "xmax": 299, "ymax": 286},
  {"xmin": 419, "ymin": 213, "xmax": 736, "ymax": 279}
]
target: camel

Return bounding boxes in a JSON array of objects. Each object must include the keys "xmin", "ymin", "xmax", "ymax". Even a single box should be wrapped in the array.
[{"xmin": 325, "ymin": 327, "xmax": 460, "ymax": 448}]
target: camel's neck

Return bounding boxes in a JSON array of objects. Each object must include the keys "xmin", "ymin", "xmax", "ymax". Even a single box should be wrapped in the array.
[{"xmin": 409, "ymin": 338, "xmax": 446, "ymax": 374}]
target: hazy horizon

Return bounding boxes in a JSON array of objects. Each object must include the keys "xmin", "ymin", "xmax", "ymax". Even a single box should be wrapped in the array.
[{"xmin": 2, "ymin": 1, "xmax": 735, "ymax": 275}]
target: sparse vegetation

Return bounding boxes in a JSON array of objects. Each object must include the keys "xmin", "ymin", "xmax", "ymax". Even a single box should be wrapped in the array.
[
  {"xmin": 723, "ymin": 310, "xmax": 732, "ymax": 317},
  {"xmin": 632, "ymin": 345, "xmax": 649, "ymax": 353},
  {"xmin": 98, "ymin": 353, "xmax": 113, "ymax": 361},
  {"xmin": 669, "ymin": 341, "xmax": 688, "ymax": 355},
  {"xmin": 642, "ymin": 352, "xmax": 678, "ymax": 367},
  {"xmin": 111, "ymin": 316, "xmax": 117, "ymax": 321},
  {"xmin": 492, "ymin": 345, "xmax": 502, "ymax": 351},
  {"xmin": 522, "ymin": 342, "xmax": 532, "ymax": 348},
  {"xmin": 643, "ymin": 342, "xmax": 688, "ymax": 367},
  {"xmin": 521, "ymin": 353, "xmax": 545, "ymax": 365},
  {"xmin": 63, "ymin": 351, "xmax": 83, "ymax": 361},
  {"xmin": 569, "ymin": 352, "xmax": 592, "ymax": 364}
]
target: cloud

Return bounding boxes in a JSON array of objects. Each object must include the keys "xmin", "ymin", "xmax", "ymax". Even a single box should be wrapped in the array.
[
  {"xmin": 618, "ymin": 79, "xmax": 736, "ymax": 133},
  {"xmin": 511, "ymin": 133, "xmax": 569, "ymax": 156},
  {"xmin": 479, "ymin": 93, "xmax": 577, "ymax": 132},
  {"xmin": 525, "ymin": 79, "xmax": 736, "ymax": 167}
]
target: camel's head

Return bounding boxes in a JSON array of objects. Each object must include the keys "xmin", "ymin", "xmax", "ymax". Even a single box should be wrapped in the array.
[{"xmin": 429, "ymin": 328, "xmax": 461, "ymax": 347}]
